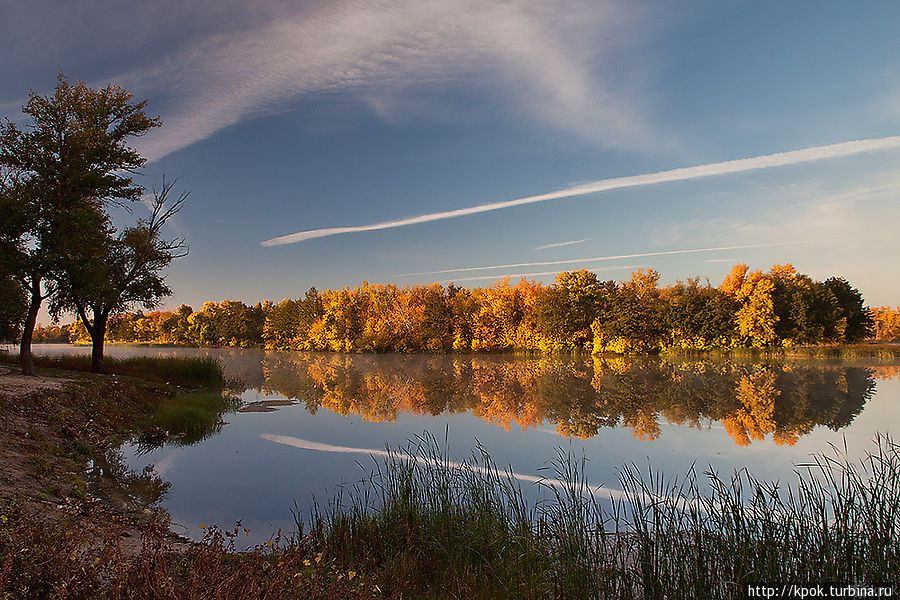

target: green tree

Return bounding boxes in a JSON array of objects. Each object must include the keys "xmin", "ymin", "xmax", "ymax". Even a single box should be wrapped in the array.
[
  {"xmin": 768, "ymin": 265, "xmax": 843, "ymax": 345},
  {"xmin": 538, "ymin": 270, "xmax": 613, "ymax": 351},
  {"xmin": 52, "ymin": 180, "xmax": 188, "ymax": 372},
  {"xmin": 0, "ymin": 271, "xmax": 25, "ymax": 343},
  {"xmin": 0, "ymin": 75, "xmax": 159, "ymax": 374},
  {"xmin": 823, "ymin": 277, "xmax": 874, "ymax": 342},
  {"xmin": 0, "ymin": 169, "xmax": 27, "ymax": 343},
  {"xmin": 593, "ymin": 269, "xmax": 665, "ymax": 354},
  {"xmin": 662, "ymin": 278, "xmax": 737, "ymax": 350}
]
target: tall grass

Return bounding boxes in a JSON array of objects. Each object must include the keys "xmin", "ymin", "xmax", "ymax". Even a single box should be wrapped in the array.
[
  {"xmin": 303, "ymin": 434, "xmax": 900, "ymax": 599},
  {"xmin": 3, "ymin": 353, "xmax": 224, "ymax": 388}
]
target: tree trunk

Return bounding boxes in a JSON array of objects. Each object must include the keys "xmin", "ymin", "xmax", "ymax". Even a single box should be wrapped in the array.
[
  {"xmin": 90, "ymin": 311, "xmax": 108, "ymax": 374},
  {"xmin": 19, "ymin": 281, "xmax": 42, "ymax": 377}
]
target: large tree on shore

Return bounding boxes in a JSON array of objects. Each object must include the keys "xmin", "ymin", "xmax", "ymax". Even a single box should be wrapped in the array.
[
  {"xmin": 0, "ymin": 74, "xmax": 159, "ymax": 375},
  {"xmin": 52, "ymin": 179, "xmax": 188, "ymax": 373}
]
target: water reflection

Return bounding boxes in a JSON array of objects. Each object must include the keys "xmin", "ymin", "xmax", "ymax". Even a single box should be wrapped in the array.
[
  {"xmin": 223, "ymin": 354, "xmax": 880, "ymax": 447},
  {"xmin": 88, "ymin": 448, "xmax": 171, "ymax": 510},
  {"xmin": 136, "ymin": 392, "xmax": 243, "ymax": 452}
]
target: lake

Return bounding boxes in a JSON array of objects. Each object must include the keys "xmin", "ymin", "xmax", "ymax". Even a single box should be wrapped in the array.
[{"xmin": 31, "ymin": 344, "xmax": 900, "ymax": 548}]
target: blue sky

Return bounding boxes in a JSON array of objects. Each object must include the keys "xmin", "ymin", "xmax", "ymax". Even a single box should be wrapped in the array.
[{"xmin": 3, "ymin": 0, "xmax": 899, "ymax": 314}]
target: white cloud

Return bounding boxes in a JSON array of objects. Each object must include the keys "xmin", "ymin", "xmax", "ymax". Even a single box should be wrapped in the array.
[
  {"xmin": 437, "ymin": 265, "xmax": 641, "ymax": 283},
  {"xmin": 108, "ymin": 0, "xmax": 652, "ymax": 163},
  {"xmin": 666, "ymin": 179, "xmax": 900, "ymax": 250},
  {"xmin": 262, "ymin": 135, "xmax": 900, "ymax": 246}
]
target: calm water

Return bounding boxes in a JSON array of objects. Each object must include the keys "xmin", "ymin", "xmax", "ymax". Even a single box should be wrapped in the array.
[{"xmin": 32, "ymin": 344, "xmax": 900, "ymax": 548}]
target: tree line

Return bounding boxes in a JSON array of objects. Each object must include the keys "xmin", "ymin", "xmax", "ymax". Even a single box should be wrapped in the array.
[
  {"xmin": 30, "ymin": 264, "xmax": 887, "ymax": 353},
  {"xmin": 1, "ymin": 76, "xmax": 186, "ymax": 373}
]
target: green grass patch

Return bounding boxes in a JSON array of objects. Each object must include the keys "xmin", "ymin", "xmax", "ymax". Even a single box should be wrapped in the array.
[{"xmin": 1, "ymin": 353, "xmax": 224, "ymax": 388}]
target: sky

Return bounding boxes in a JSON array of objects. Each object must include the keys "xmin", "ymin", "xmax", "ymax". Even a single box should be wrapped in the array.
[{"xmin": 3, "ymin": 0, "xmax": 899, "ymax": 317}]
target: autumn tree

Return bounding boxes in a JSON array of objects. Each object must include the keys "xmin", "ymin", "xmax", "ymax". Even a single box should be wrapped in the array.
[
  {"xmin": 872, "ymin": 307, "xmax": 900, "ymax": 342},
  {"xmin": 538, "ymin": 270, "xmax": 613, "ymax": 351},
  {"xmin": 52, "ymin": 179, "xmax": 188, "ymax": 372},
  {"xmin": 593, "ymin": 269, "xmax": 665, "ymax": 354},
  {"xmin": 470, "ymin": 278, "xmax": 539, "ymax": 351},
  {"xmin": 417, "ymin": 283, "xmax": 453, "ymax": 352},
  {"xmin": 157, "ymin": 305, "xmax": 194, "ymax": 344},
  {"xmin": 0, "ymin": 75, "xmax": 159, "ymax": 374},
  {"xmin": 661, "ymin": 278, "xmax": 737, "ymax": 350},
  {"xmin": 447, "ymin": 284, "xmax": 477, "ymax": 351},
  {"xmin": 720, "ymin": 264, "xmax": 778, "ymax": 347}
]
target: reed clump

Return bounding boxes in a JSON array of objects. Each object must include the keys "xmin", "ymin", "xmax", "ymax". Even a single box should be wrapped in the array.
[{"xmin": 304, "ymin": 433, "xmax": 900, "ymax": 599}]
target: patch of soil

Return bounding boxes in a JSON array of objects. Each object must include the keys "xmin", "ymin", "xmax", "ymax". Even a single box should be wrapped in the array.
[
  {"xmin": 0, "ymin": 371, "xmax": 71, "ymax": 397},
  {"xmin": 0, "ymin": 366, "xmax": 188, "ymax": 556}
]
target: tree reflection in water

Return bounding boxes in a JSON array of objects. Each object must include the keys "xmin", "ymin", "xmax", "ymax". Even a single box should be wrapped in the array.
[{"xmin": 238, "ymin": 354, "xmax": 881, "ymax": 447}]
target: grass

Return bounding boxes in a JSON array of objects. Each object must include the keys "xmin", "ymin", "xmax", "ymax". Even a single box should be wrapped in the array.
[
  {"xmin": 303, "ymin": 433, "xmax": 899, "ymax": 599},
  {"xmin": 667, "ymin": 343, "xmax": 900, "ymax": 360},
  {"xmin": 1, "ymin": 353, "xmax": 224, "ymax": 388}
]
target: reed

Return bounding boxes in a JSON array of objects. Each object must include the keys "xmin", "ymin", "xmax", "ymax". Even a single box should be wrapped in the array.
[{"xmin": 302, "ymin": 433, "xmax": 900, "ymax": 599}]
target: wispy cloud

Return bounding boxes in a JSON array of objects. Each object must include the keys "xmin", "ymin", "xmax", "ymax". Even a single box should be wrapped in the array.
[
  {"xmin": 397, "ymin": 242, "xmax": 804, "ymax": 277},
  {"xmin": 261, "ymin": 135, "xmax": 900, "ymax": 246},
  {"xmin": 535, "ymin": 238, "xmax": 590, "ymax": 250},
  {"xmin": 656, "ymin": 179, "xmax": 900, "ymax": 254},
  {"xmin": 101, "ymin": 0, "xmax": 652, "ymax": 163}
]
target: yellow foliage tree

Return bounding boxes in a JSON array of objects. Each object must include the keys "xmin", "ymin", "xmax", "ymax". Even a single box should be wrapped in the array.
[
  {"xmin": 721, "ymin": 264, "xmax": 778, "ymax": 347},
  {"xmin": 872, "ymin": 306, "xmax": 900, "ymax": 341}
]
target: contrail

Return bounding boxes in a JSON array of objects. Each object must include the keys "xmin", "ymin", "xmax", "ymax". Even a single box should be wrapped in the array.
[
  {"xmin": 436, "ymin": 265, "xmax": 642, "ymax": 283},
  {"xmin": 261, "ymin": 135, "xmax": 900, "ymax": 246},
  {"xmin": 398, "ymin": 241, "xmax": 798, "ymax": 277},
  {"xmin": 535, "ymin": 238, "xmax": 590, "ymax": 250}
]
